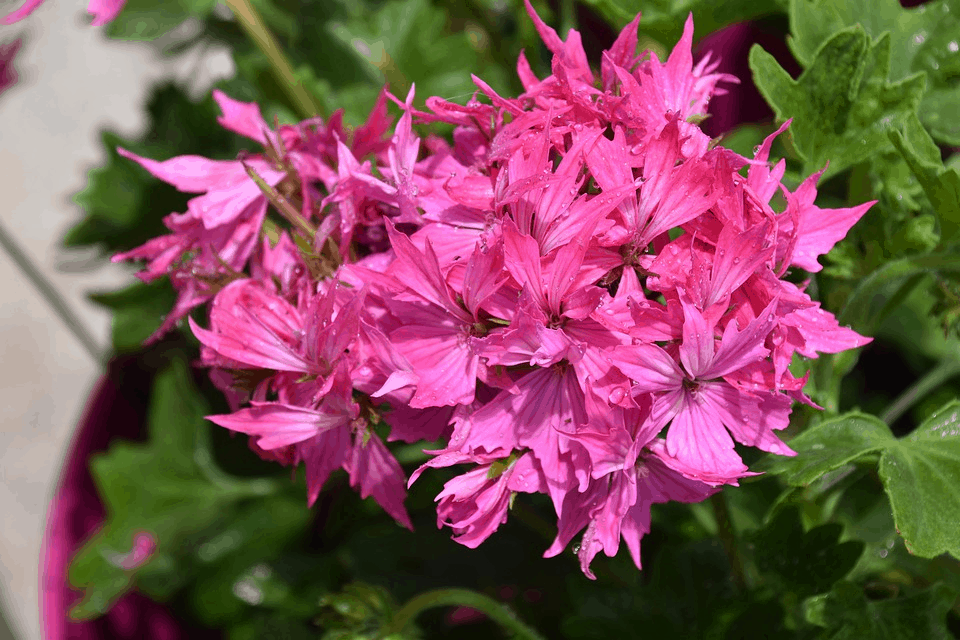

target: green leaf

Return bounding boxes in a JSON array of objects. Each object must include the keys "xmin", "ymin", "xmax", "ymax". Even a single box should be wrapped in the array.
[
  {"xmin": 879, "ymin": 401, "xmax": 960, "ymax": 557},
  {"xmin": 105, "ymin": 0, "xmax": 218, "ymax": 42},
  {"xmin": 757, "ymin": 413, "xmax": 892, "ymax": 486},
  {"xmin": 889, "ymin": 121, "xmax": 960, "ymax": 245},
  {"xmin": 751, "ymin": 507, "xmax": 864, "ymax": 598},
  {"xmin": 68, "ymin": 358, "xmax": 284, "ymax": 619},
  {"xmin": 750, "ymin": 27, "xmax": 926, "ymax": 180},
  {"xmin": 763, "ymin": 403, "xmax": 960, "ymax": 560},
  {"xmin": 805, "ymin": 580, "xmax": 957, "ymax": 639},
  {"xmin": 324, "ymin": 0, "xmax": 513, "ymax": 110},
  {"xmin": 839, "ymin": 252, "xmax": 960, "ymax": 335},
  {"xmin": 789, "ymin": 0, "xmax": 960, "ymax": 144},
  {"xmin": 89, "ymin": 280, "xmax": 177, "ymax": 351}
]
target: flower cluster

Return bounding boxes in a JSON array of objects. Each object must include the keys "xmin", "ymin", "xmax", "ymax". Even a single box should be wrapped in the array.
[{"xmin": 115, "ymin": 2, "xmax": 872, "ymax": 577}]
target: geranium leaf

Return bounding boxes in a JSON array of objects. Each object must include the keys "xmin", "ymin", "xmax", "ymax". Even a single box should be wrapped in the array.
[
  {"xmin": 805, "ymin": 580, "xmax": 957, "ymax": 640},
  {"xmin": 879, "ymin": 401, "xmax": 960, "ymax": 558},
  {"xmin": 757, "ymin": 413, "xmax": 893, "ymax": 485},
  {"xmin": 67, "ymin": 358, "xmax": 289, "ymax": 619},
  {"xmin": 789, "ymin": 0, "xmax": 960, "ymax": 145},
  {"xmin": 764, "ymin": 403, "xmax": 960, "ymax": 560},
  {"xmin": 888, "ymin": 121, "xmax": 960, "ymax": 245},
  {"xmin": 839, "ymin": 252, "xmax": 960, "ymax": 335},
  {"xmin": 89, "ymin": 280, "xmax": 177, "ymax": 351},
  {"xmin": 751, "ymin": 507, "xmax": 864, "ymax": 598},
  {"xmin": 749, "ymin": 27, "xmax": 926, "ymax": 180}
]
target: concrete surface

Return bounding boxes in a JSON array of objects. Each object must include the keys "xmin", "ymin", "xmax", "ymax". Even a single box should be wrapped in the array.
[{"xmin": 0, "ymin": 3, "xmax": 232, "ymax": 638}]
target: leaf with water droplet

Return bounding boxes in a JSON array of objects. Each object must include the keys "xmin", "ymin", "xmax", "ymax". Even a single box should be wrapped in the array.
[
  {"xmin": 750, "ymin": 27, "xmax": 926, "ymax": 179},
  {"xmin": 788, "ymin": 0, "xmax": 960, "ymax": 145},
  {"xmin": 761, "ymin": 402, "xmax": 960, "ymax": 560}
]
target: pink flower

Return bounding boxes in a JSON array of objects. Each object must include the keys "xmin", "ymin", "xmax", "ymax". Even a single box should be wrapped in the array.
[{"xmin": 2, "ymin": 0, "xmax": 125, "ymax": 25}]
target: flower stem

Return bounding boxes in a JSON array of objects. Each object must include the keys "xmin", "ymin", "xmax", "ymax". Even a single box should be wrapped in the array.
[
  {"xmin": 222, "ymin": 0, "xmax": 324, "ymax": 121},
  {"xmin": 711, "ymin": 491, "xmax": 747, "ymax": 592},
  {"xmin": 381, "ymin": 588, "xmax": 546, "ymax": 640},
  {"xmin": 0, "ymin": 219, "xmax": 104, "ymax": 364},
  {"xmin": 880, "ymin": 353, "xmax": 960, "ymax": 425},
  {"xmin": 241, "ymin": 161, "xmax": 316, "ymax": 237}
]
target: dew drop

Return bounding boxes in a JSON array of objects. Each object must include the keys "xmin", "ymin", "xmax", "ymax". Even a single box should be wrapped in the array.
[{"xmin": 608, "ymin": 387, "xmax": 626, "ymax": 404}]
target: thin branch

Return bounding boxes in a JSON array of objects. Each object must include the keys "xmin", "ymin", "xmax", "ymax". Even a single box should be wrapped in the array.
[{"xmin": 0, "ymin": 219, "xmax": 104, "ymax": 364}]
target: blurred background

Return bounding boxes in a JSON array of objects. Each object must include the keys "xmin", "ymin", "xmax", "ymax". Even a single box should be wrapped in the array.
[{"xmin": 0, "ymin": 4, "xmax": 232, "ymax": 638}]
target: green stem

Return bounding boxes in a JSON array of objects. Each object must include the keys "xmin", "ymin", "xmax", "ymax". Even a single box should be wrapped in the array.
[
  {"xmin": 711, "ymin": 492, "xmax": 747, "ymax": 592},
  {"xmin": 880, "ymin": 354, "xmax": 960, "ymax": 425},
  {"xmin": 381, "ymin": 588, "xmax": 546, "ymax": 640},
  {"xmin": 0, "ymin": 219, "xmax": 104, "ymax": 364},
  {"xmin": 223, "ymin": 0, "xmax": 324, "ymax": 121},
  {"xmin": 242, "ymin": 161, "xmax": 316, "ymax": 237}
]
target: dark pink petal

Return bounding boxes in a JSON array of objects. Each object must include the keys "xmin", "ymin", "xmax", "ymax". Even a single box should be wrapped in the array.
[
  {"xmin": 345, "ymin": 429, "xmax": 413, "ymax": 529},
  {"xmin": 302, "ymin": 427, "xmax": 351, "ymax": 506},
  {"xmin": 601, "ymin": 13, "xmax": 641, "ymax": 90}
]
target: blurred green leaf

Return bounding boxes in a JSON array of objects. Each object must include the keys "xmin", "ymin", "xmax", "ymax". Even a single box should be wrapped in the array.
[
  {"xmin": 89, "ymin": 280, "xmax": 176, "ymax": 351},
  {"xmin": 805, "ymin": 580, "xmax": 957, "ymax": 639},
  {"xmin": 580, "ymin": 0, "xmax": 787, "ymax": 42},
  {"xmin": 751, "ymin": 507, "xmax": 863, "ymax": 598},
  {"xmin": 68, "ymin": 358, "xmax": 286, "ymax": 619},
  {"xmin": 839, "ymin": 252, "xmax": 960, "ymax": 335},
  {"xmin": 750, "ymin": 27, "xmax": 926, "ymax": 180}
]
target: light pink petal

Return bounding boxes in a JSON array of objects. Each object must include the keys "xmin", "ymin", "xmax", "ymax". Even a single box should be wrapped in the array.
[
  {"xmin": 213, "ymin": 89, "xmax": 270, "ymax": 145},
  {"xmin": 678, "ymin": 296, "xmax": 716, "ymax": 379},
  {"xmin": 705, "ymin": 222, "xmax": 774, "ymax": 308},
  {"xmin": 700, "ymin": 297, "xmax": 776, "ymax": 380},
  {"xmin": 208, "ymin": 401, "xmax": 352, "ymax": 450},
  {"xmin": 790, "ymin": 170, "xmax": 875, "ymax": 272},
  {"xmin": 391, "ymin": 320, "xmax": 478, "ymax": 408},
  {"xmin": 502, "ymin": 220, "xmax": 547, "ymax": 309},
  {"xmin": 1, "ymin": 0, "xmax": 44, "ymax": 24},
  {"xmin": 698, "ymin": 383, "xmax": 795, "ymax": 457},
  {"xmin": 608, "ymin": 343, "xmax": 684, "ymax": 393},
  {"xmin": 665, "ymin": 390, "xmax": 749, "ymax": 481},
  {"xmin": 783, "ymin": 303, "xmax": 872, "ymax": 357},
  {"xmin": 117, "ymin": 148, "xmax": 248, "ymax": 193},
  {"xmin": 87, "ymin": 0, "xmax": 126, "ymax": 25}
]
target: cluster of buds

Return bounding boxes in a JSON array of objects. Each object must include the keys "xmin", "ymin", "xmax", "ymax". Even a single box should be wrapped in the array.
[{"xmin": 115, "ymin": 2, "xmax": 872, "ymax": 577}]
